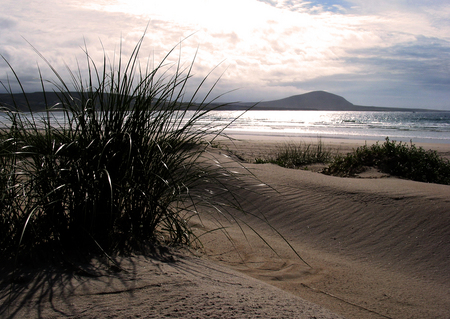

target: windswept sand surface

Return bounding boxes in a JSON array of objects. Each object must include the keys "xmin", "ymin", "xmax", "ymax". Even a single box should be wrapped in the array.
[
  {"xmin": 0, "ymin": 252, "xmax": 343, "ymax": 319},
  {"xmin": 199, "ymin": 135, "xmax": 450, "ymax": 318},
  {"xmin": 2, "ymin": 135, "xmax": 450, "ymax": 318}
]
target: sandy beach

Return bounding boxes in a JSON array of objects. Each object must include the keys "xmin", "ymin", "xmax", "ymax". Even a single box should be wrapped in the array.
[{"xmin": 2, "ymin": 134, "xmax": 450, "ymax": 318}]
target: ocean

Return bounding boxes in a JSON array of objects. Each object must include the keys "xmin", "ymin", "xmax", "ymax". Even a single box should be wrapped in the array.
[
  {"xmin": 2, "ymin": 110, "xmax": 450, "ymax": 144},
  {"xmin": 202, "ymin": 110, "xmax": 450, "ymax": 144}
]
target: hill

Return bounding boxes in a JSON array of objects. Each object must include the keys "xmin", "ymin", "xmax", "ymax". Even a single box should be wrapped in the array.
[
  {"xmin": 0, "ymin": 90, "xmax": 432, "ymax": 112},
  {"xmin": 224, "ymin": 91, "xmax": 427, "ymax": 111},
  {"xmin": 257, "ymin": 91, "xmax": 357, "ymax": 110},
  {"xmin": 0, "ymin": 92, "xmax": 73, "ymax": 112}
]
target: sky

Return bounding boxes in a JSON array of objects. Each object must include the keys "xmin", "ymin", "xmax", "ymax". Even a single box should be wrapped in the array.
[{"xmin": 1, "ymin": 0, "xmax": 450, "ymax": 110}]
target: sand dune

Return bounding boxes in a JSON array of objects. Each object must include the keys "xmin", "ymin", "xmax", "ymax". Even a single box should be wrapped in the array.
[
  {"xmin": 2, "ymin": 135, "xmax": 450, "ymax": 318},
  {"xmin": 1, "ymin": 252, "xmax": 344, "ymax": 319},
  {"xmin": 197, "ymin": 136, "xmax": 450, "ymax": 319}
]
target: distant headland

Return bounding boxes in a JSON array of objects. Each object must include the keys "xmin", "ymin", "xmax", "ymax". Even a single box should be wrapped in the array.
[
  {"xmin": 0, "ymin": 90, "xmax": 438, "ymax": 112},
  {"xmin": 221, "ymin": 91, "xmax": 434, "ymax": 112}
]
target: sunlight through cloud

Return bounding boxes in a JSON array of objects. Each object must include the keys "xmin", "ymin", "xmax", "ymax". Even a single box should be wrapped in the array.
[{"xmin": 1, "ymin": 0, "xmax": 450, "ymax": 108}]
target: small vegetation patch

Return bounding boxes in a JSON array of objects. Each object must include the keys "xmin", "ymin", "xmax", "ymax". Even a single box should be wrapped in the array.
[
  {"xmin": 256, "ymin": 139, "xmax": 333, "ymax": 169},
  {"xmin": 323, "ymin": 137, "xmax": 450, "ymax": 185}
]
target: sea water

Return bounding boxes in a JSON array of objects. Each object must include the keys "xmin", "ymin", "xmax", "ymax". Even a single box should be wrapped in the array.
[
  {"xmin": 201, "ymin": 110, "xmax": 450, "ymax": 144},
  {"xmin": 1, "ymin": 110, "xmax": 450, "ymax": 144}
]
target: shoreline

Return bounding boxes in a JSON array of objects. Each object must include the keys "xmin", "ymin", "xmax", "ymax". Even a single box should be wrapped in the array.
[
  {"xmin": 221, "ymin": 129, "xmax": 450, "ymax": 145},
  {"xmin": 216, "ymin": 132, "xmax": 450, "ymax": 163}
]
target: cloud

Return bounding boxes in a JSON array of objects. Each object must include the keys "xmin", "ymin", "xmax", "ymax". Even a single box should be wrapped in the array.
[
  {"xmin": 0, "ymin": 15, "xmax": 16, "ymax": 29},
  {"xmin": 1, "ymin": 0, "xmax": 450, "ymax": 109},
  {"xmin": 257, "ymin": 0, "xmax": 353, "ymax": 13},
  {"xmin": 257, "ymin": 0, "xmax": 278, "ymax": 6},
  {"xmin": 344, "ymin": 36, "xmax": 450, "ymax": 88},
  {"xmin": 1, "ymin": 1, "xmax": 184, "ymax": 89}
]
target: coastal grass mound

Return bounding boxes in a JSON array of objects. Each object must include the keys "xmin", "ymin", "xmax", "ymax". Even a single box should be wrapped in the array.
[
  {"xmin": 0, "ymin": 35, "xmax": 247, "ymax": 263},
  {"xmin": 324, "ymin": 137, "xmax": 450, "ymax": 185},
  {"xmin": 255, "ymin": 137, "xmax": 450, "ymax": 185},
  {"xmin": 255, "ymin": 139, "xmax": 333, "ymax": 169}
]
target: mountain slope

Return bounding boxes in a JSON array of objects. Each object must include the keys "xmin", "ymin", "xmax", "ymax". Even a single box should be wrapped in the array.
[
  {"xmin": 228, "ymin": 91, "xmax": 429, "ymax": 111},
  {"xmin": 0, "ymin": 90, "xmax": 430, "ymax": 112},
  {"xmin": 257, "ymin": 91, "xmax": 356, "ymax": 110}
]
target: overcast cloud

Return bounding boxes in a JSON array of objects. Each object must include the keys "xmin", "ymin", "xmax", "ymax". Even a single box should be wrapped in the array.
[{"xmin": 1, "ymin": 0, "xmax": 450, "ymax": 109}]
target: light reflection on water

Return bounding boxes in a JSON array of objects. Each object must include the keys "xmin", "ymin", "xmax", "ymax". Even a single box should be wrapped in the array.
[
  {"xmin": 1, "ymin": 110, "xmax": 450, "ymax": 143},
  {"xmin": 203, "ymin": 110, "xmax": 450, "ymax": 143}
]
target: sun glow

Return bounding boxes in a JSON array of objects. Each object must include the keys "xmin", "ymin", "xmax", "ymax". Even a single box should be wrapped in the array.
[
  {"xmin": 77, "ymin": 0, "xmax": 375, "ymax": 87},
  {"xmin": 4, "ymin": 0, "xmax": 449, "ymax": 107}
]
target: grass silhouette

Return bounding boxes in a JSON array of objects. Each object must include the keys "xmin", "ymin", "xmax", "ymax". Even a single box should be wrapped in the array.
[{"xmin": 0, "ymin": 33, "xmax": 249, "ymax": 262}]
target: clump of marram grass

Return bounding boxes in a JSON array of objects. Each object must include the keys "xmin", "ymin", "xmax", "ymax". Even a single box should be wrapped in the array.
[
  {"xmin": 323, "ymin": 137, "xmax": 450, "ymax": 185},
  {"xmin": 0, "ymin": 35, "xmax": 258, "ymax": 263},
  {"xmin": 256, "ymin": 139, "xmax": 333, "ymax": 169}
]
